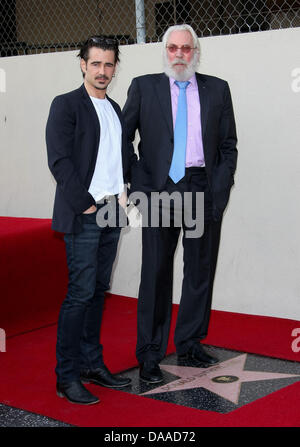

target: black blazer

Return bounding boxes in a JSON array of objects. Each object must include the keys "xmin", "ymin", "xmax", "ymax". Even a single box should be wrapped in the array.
[
  {"xmin": 123, "ymin": 72, "xmax": 238, "ymax": 219},
  {"xmin": 46, "ymin": 84, "xmax": 135, "ymax": 233}
]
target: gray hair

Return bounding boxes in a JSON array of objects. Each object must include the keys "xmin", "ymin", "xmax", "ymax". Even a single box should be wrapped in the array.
[
  {"xmin": 162, "ymin": 24, "xmax": 200, "ymax": 80},
  {"xmin": 162, "ymin": 24, "xmax": 201, "ymax": 58}
]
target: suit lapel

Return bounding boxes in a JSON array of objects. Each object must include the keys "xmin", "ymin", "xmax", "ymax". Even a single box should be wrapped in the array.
[
  {"xmin": 196, "ymin": 73, "xmax": 209, "ymax": 138},
  {"xmin": 107, "ymin": 96, "xmax": 127, "ymax": 170},
  {"xmin": 155, "ymin": 74, "xmax": 173, "ymax": 135},
  {"xmin": 80, "ymin": 84, "xmax": 101, "ymax": 147},
  {"xmin": 107, "ymin": 96, "xmax": 122, "ymax": 123},
  {"xmin": 154, "ymin": 73, "xmax": 209, "ymax": 138}
]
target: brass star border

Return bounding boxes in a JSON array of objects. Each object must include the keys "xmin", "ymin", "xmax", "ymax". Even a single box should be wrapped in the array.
[
  {"xmin": 122, "ymin": 348, "xmax": 300, "ymax": 413},
  {"xmin": 141, "ymin": 354, "xmax": 300, "ymax": 404}
]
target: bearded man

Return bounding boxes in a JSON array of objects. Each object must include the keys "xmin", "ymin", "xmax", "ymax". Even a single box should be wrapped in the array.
[{"xmin": 123, "ymin": 24, "xmax": 238, "ymax": 383}]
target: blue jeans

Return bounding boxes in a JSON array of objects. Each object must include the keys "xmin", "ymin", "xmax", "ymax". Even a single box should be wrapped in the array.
[{"xmin": 55, "ymin": 208, "xmax": 121, "ymax": 383}]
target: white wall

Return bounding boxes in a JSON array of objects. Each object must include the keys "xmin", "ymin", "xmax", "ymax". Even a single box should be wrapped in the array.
[{"xmin": 0, "ymin": 28, "xmax": 299, "ymax": 320}]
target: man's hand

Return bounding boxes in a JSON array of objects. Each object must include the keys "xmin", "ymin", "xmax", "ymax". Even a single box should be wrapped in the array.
[
  {"xmin": 83, "ymin": 205, "xmax": 97, "ymax": 214},
  {"xmin": 118, "ymin": 191, "xmax": 128, "ymax": 209}
]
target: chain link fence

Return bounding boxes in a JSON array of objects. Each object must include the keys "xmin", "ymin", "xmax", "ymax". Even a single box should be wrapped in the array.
[{"xmin": 1, "ymin": 0, "xmax": 299, "ymax": 57}]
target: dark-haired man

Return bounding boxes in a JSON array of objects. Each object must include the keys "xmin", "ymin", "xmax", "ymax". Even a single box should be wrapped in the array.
[{"xmin": 46, "ymin": 36, "xmax": 135, "ymax": 405}]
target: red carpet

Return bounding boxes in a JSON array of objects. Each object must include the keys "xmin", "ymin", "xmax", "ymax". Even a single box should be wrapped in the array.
[
  {"xmin": 0, "ymin": 217, "xmax": 67, "ymax": 337},
  {"xmin": 1, "ymin": 296, "xmax": 300, "ymax": 427},
  {"xmin": 1, "ymin": 217, "xmax": 300, "ymax": 426}
]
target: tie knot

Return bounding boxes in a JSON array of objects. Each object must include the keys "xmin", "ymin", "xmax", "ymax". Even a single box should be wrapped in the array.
[{"xmin": 175, "ymin": 81, "xmax": 189, "ymax": 90}]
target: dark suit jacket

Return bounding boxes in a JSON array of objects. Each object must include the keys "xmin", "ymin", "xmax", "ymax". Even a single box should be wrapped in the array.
[
  {"xmin": 123, "ymin": 72, "xmax": 238, "ymax": 219},
  {"xmin": 46, "ymin": 84, "xmax": 135, "ymax": 233}
]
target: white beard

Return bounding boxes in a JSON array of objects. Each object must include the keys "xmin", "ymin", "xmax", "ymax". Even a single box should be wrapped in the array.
[{"xmin": 163, "ymin": 51, "xmax": 199, "ymax": 81}]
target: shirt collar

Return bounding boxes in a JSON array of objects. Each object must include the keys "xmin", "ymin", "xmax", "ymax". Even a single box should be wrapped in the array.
[{"xmin": 169, "ymin": 73, "xmax": 197, "ymax": 88}]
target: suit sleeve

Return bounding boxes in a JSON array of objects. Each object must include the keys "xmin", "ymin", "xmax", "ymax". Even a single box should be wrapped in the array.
[
  {"xmin": 46, "ymin": 96, "xmax": 95, "ymax": 214},
  {"xmin": 219, "ymin": 82, "xmax": 238, "ymax": 176},
  {"xmin": 110, "ymin": 99, "xmax": 137, "ymax": 184},
  {"xmin": 122, "ymin": 77, "xmax": 141, "ymax": 147}
]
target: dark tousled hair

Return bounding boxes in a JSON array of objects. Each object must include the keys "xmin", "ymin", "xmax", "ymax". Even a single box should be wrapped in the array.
[{"xmin": 77, "ymin": 36, "xmax": 120, "ymax": 64}]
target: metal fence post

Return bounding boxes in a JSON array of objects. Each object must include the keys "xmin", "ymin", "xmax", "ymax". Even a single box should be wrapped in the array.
[{"xmin": 135, "ymin": 0, "xmax": 146, "ymax": 43}]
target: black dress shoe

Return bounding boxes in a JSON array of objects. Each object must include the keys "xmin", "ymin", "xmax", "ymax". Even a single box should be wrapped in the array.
[
  {"xmin": 80, "ymin": 365, "xmax": 131, "ymax": 388},
  {"xmin": 178, "ymin": 344, "xmax": 219, "ymax": 367},
  {"xmin": 139, "ymin": 361, "xmax": 163, "ymax": 384},
  {"xmin": 56, "ymin": 380, "xmax": 100, "ymax": 405}
]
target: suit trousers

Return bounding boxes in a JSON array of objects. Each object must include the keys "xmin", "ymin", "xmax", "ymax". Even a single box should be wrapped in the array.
[{"xmin": 136, "ymin": 168, "xmax": 222, "ymax": 363}]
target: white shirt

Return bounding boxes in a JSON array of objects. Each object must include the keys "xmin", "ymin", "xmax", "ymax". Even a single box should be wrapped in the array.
[{"xmin": 88, "ymin": 96, "xmax": 124, "ymax": 202}]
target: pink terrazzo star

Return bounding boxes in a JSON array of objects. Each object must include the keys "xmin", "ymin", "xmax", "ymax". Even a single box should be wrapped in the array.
[{"xmin": 141, "ymin": 354, "xmax": 300, "ymax": 404}]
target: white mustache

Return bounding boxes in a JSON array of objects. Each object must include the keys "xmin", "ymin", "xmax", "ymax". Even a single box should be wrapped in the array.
[
  {"xmin": 171, "ymin": 58, "xmax": 188, "ymax": 67},
  {"xmin": 163, "ymin": 49, "xmax": 199, "ymax": 82}
]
